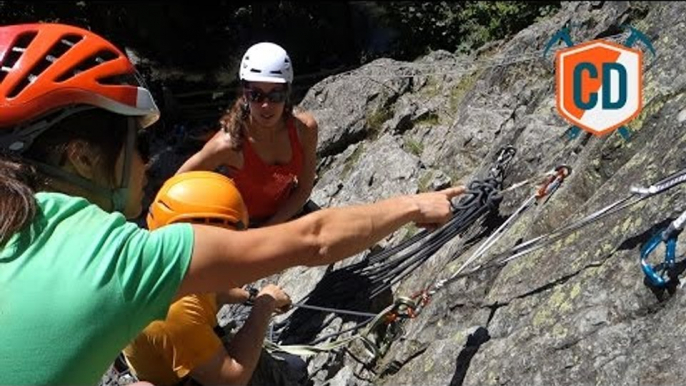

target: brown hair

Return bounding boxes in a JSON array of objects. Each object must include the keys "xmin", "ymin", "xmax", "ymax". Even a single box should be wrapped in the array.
[
  {"xmin": 219, "ymin": 83, "xmax": 294, "ymax": 151},
  {"xmin": 1, "ymin": 109, "xmax": 130, "ymax": 244},
  {"xmin": 0, "ymin": 157, "xmax": 41, "ymax": 245},
  {"xmin": 24, "ymin": 109, "xmax": 130, "ymax": 186}
]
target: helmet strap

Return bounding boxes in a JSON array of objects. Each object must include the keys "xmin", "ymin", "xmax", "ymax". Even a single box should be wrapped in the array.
[
  {"xmin": 25, "ymin": 116, "xmax": 135, "ymax": 214},
  {"xmin": 111, "ymin": 117, "xmax": 135, "ymax": 212},
  {"xmin": 0, "ymin": 106, "xmax": 95, "ymax": 154}
]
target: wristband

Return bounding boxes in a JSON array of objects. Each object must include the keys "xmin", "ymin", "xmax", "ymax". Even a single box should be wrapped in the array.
[{"xmin": 244, "ymin": 287, "xmax": 259, "ymax": 306}]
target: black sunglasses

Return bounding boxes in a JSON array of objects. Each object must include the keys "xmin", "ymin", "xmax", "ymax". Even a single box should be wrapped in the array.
[{"xmin": 244, "ymin": 88, "xmax": 288, "ymax": 103}]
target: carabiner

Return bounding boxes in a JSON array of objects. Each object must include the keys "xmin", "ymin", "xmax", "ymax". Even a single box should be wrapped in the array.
[
  {"xmin": 640, "ymin": 210, "xmax": 686, "ymax": 287},
  {"xmin": 640, "ymin": 230, "xmax": 677, "ymax": 287},
  {"xmin": 359, "ymin": 297, "xmax": 418, "ymax": 360},
  {"xmin": 536, "ymin": 165, "xmax": 572, "ymax": 199}
]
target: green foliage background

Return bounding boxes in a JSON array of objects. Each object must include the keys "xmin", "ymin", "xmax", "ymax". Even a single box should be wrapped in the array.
[{"xmin": 0, "ymin": 1, "xmax": 560, "ymax": 76}]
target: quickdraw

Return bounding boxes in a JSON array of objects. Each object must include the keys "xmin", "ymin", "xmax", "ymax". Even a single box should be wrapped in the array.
[
  {"xmin": 431, "ymin": 166, "xmax": 686, "ymax": 291},
  {"xmin": 536, "ymin": 165, "xmax": 572, "ymax": 200},
  {"xmin": 358, "ymin": 296, "xmax": 417, "ymax": 361},
  {"xmin": 641, "ymin": 209, "xmax": 686, "ymax": 287},
  {"xmin": 263, "ymin": 296, "xmax": 417, "ymax": 360}
]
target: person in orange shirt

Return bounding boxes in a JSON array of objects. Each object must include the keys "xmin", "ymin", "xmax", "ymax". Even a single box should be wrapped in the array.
[
  {"xmin": 123, "ymin": 171, "xmax": 296, "ymax": 386},
  {"xmin": 176, "ymin": 42, "xmax": 318, "ymax": 227},
  {"xmin": 0, "ymin": 23, "xmax": 464, "ymax": 385}
]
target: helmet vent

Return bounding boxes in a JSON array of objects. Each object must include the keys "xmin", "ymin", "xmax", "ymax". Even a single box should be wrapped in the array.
[
  {"xmin": 0, "ymin": 31, "xmax": 37, "ymax": 86},
  {"xmin": 189, "ymin": 217, "xmax": 234, "ymax": 227},
  {"xmin": 98, "ymin": 73, "xmax": 139, "ymax": 86},
  {"xmin": 249, "ymin": 68, "xmax": 261, "ymax": 73},
  {"xmin": 270, "ymin": 70, "xmax": 282, "ymax": 75},
  {"xmin": 158, "ymin": 200, "xmax": 173, "ymax": 211},
  {"xmin": 55, "ymin": 49, "xmax": 119, "ymax": 83},
  {"xmin": 7, "ymin": 34, "xmax": 88, "ymax": 98},
  {"xmin": 49, "ymin": 34, "xmax": 84, "ymax": 60}
]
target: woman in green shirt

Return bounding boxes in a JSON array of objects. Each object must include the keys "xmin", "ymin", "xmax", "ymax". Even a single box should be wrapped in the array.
[{"xmin": 0, "ymin": 23, "xmax": 464, "ymax": 385}]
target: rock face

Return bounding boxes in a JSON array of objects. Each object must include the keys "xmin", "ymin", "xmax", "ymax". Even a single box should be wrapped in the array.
[
  {"xmin": 268, "ymin": 2, "xmax": 686, "ymax": 386},
  {"xmin": 100, "ymin": 2, "xmax": 686, "ymax": 386}
]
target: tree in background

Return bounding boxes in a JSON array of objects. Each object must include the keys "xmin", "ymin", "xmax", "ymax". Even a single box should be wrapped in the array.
[{"xmin": 0, "ymin": 1, "xmax": 560, "ymax": 75}]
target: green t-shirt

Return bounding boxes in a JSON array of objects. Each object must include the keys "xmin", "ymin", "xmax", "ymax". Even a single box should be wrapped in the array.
[{"xmin": 0, "ymin": 192, "xmax": 194, "ymax": 385}]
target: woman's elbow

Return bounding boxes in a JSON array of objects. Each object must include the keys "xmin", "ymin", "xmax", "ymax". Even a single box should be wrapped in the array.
[
  {"xmin": 283, "ymin": 212, "xmax": 325, "ymax": 266},
  {"xmin": 218, "ymin": 360, "xmax": 252, "ymax": 386}
]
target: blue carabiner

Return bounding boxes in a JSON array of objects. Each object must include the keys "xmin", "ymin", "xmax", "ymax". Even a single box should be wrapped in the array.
[
  {"xmin": 640, "ymin": 210, "xmax": 686, "ymax": 287},
  {"xmin": 640, "ymin": 230, "xmax": 678, "ymax": 287}
]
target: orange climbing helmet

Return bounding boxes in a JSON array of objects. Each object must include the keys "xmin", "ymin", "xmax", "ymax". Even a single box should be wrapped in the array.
[
  {"xmin": 0, "ymin": 23, "xmax": 159, "ymax": 151},
  {"xmin": 147, "ymin": 171, "xmax": 249, "ymax": 231}
]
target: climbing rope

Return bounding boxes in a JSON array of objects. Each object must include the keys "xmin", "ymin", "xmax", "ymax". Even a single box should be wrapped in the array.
[
  {"xmin": 271, "ymin": 146, "xmax": 580, "ymax": 351},
  {"xmin": 257, "ymin": 146, "xmax": 517, "ymax": 355},
  {"xmin": 255, "ymin": 165, "xmax": 686, "ymax": 362},
  {"xmin": 264, "ymin": 296, "xmax": 418, "ymax": 360},
  {"xmin": 343, "ymin": 146, "xmax": 516, "ymax": 293},
  {"xmin": 274, "ymin": 146, "xmax": 515, "ymax": 330},
  {"xmin": 263, "ymin": 160, "xmax": 573, "ymax": 356},
  {"xmin": 424, "ymin": 166, "xmax": 686, "ymax": 297},
  {"xmin": 408, "ymin": 164, "xmax": 572, "ymax": 311},
  {"xmin": 447, "ymin": 166, "xmax": 571, "ymax": 281}
]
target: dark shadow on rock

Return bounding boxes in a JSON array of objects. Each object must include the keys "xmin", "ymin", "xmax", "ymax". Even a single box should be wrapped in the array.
[
  {"xmin": 277, "ymin": 266, "xmax": 393, "ymax": 345},
  {"xmin": 276, "ymin": 180, "xmax": 508, "ymax": 346},
  {"xmin": 616, "ymin": 217, "xmax": 686, "ymax": 302},
  {"xmin": 449, "ymin": 327, "xmax": 491, "ymax": 386},
  {"xmin": 642, "ymin": 254, "xmax": 686, "ymax": 302},
  {"xmin": 617, "ymin": 218, "xmax": 673, "ymax": 252},
  {"xmin": 463, "ymin": 209, "xmax": 509, "ymax": 248}
]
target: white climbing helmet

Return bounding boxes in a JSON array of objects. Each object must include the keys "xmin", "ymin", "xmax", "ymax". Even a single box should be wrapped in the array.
[{"xmin": 239, "ymin": 42, "xmax": 293, "ymax": 84}]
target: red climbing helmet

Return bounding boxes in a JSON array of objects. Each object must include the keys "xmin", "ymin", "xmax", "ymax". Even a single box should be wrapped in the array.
[{"xmin": 0, "ymin": 23, "xmax": 159, "ymax": 135}]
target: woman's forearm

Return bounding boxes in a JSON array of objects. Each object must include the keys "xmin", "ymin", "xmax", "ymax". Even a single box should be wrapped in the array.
[
  {"xmin": 176, "ymin": 151, "xmax": 212, "ymax": 174},
  {"xmin": 223, "ymin": 296, "xmax": 277, "ymax": 385},
  {"xmin": 182, "ymin": 195, "xmax": 419, "ymax": 296},
  {"xmin": 181, "ymin": 187, "xmax": 462, "ymax": 298}
]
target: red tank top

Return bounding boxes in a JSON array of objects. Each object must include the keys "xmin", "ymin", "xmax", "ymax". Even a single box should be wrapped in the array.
[{"xmin": 230, "ymin": 118, "xmax": 304, "ymax": 221}]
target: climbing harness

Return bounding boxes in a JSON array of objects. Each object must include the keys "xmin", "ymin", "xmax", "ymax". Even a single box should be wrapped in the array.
[{"xmin": 641, "ymin": 209, "xmax": 686, "ymax": 287}]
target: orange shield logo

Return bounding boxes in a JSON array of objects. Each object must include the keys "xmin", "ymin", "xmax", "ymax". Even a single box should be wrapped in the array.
[{"xmin": 556, "ymin": 40, "xmax": 643, "ymax": 136}]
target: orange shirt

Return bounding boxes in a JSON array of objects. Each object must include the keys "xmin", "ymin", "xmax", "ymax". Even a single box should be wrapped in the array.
[
  {"xmin": 122, "ymin": 293, "xmax": 222, "ymax": 386},
  {"xmin": 230, "ymin": 118, "xmax": 304, "ymax": 222}
]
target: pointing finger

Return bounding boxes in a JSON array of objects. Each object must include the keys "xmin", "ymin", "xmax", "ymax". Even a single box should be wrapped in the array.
[{"xmin": 441, "ymin": 186, "xmax": 466, "ymax": 199}]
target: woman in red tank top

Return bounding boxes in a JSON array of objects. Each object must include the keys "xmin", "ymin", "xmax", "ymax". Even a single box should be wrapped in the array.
[{"xmin": 177, "ymin": 42, "xmax": 319, "ymax": 227}]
